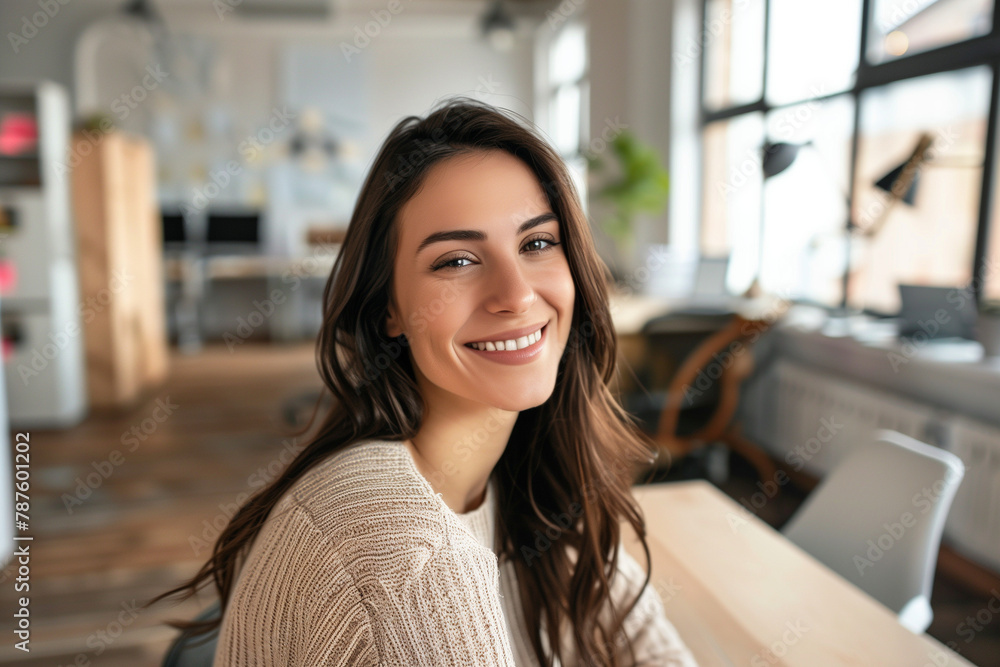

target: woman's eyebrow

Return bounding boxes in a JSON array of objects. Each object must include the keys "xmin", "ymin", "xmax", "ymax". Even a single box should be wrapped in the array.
[{"xmin": 415, "ymin": 212, "xmax": 558, "ymax": 256}]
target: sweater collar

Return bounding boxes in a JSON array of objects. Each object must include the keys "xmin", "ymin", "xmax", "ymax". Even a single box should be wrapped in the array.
[
  {"xmin": 390, "ymin": 438, "xmax": 498, "ymax": 552},
  {"xmin": 453, "ymin": 476, "xmax": 496, "ymax": 551}
]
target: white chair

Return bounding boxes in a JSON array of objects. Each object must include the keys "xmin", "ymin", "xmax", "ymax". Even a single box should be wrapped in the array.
[{"xmin": 781, "ymin": 429, "xmax": 964, "ymax": 633}]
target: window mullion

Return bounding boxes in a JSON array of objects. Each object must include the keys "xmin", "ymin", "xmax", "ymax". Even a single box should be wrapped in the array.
[{"xmin": 972, "ymin": 63, "xmax": 1000, "ymax": 307}]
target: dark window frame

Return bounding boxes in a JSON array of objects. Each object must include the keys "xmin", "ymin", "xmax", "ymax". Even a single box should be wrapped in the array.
[{"xmin": 697, "ymin": 0, "xmax": 1000, "ymax": 311}]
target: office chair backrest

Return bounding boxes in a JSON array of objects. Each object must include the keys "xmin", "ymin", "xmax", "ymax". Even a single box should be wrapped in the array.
[
  {"xmin": 781, "ymin": 429, "xmax": 964, "ymax": 633},
  {"xmin": 161, "ymin": 602, "xmax": 221, "ymax": 667}
]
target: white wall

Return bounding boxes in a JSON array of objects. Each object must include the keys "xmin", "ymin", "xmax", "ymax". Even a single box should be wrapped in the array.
[
  {"xmin": 1, "ymin": 0, "xmax": 537, "ymax": 155},
  {"xmin": 585, "ymin": 0, "xmax": 699, "ymax": 273}
]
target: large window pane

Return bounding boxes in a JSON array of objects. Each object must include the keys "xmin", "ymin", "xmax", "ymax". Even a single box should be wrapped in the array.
[
  {"xmin": 547, "ymin": 20, "xmax": 587, "ymax": 159},
  {"xmin": 761, "ymin": 95, "xmax": 856, "ymax": 306},
  {"xmin": 850, "ymin": 66, "xmax": 991, "ymax": 313},
  {"xmin": 551, "ymin": 84, "xmax": 582, "ymax": 156},
  {"xmin": 868, "ymin": 0, "xmax": 993, "ymax": 63},
  {"xmin": 550, "ymin": 22, "xmax": 586, "ymax": 85},
  {"xmin": 703, "ymin": 0, "xmax": 765, "ymax": 110},
  {"xmin": 767, "ymin": 0, "xmax": 863, "ymax": 106},
  {"xmin": 701, "ymin": 113, "xmax": 764, "ymax": 294}
]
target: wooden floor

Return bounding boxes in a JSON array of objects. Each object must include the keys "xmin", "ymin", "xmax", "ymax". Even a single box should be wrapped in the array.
[
  {"xmin": 0, "ymin": 343, "xmax": 324, "ymax": 666},
  {"xmin": 1, "ymin": 342, "xmax": 997, "ymax": 666}
]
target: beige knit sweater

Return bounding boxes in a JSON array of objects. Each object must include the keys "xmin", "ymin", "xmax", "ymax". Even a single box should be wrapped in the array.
[{"xmin": 214, "ymin": 438, "xmax": 698, "ymax": 666}]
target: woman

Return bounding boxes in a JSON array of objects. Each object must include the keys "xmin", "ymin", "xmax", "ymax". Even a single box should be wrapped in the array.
[{"xmin": 150, "ymin": 97, "xmax": 698, "ymax": 666}]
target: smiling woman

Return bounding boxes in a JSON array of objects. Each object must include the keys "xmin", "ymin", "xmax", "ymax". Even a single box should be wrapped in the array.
[{"xmin": 145, "ymin": 97, "xmax": 699, "ymax": 666}]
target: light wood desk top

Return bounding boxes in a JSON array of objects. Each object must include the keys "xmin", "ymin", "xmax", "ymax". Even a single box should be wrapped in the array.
[{"xmin": 624, "ymin": 480, "xmax": 973, "ymax": 667}]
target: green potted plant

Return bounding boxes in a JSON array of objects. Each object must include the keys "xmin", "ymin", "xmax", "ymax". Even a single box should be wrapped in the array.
[
  {"xmin": 976, "ymin": 299, "xmax": 1000, "ymax": 358},
  {"xmin": 587, "ymin": 130, "xmax": 669, "ymax": 280}
]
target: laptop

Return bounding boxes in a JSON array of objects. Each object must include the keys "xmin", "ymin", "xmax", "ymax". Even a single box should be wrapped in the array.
[
  {"xmin": 897, "ymin": 284, "xmax": 976, "ymax": 341},
  {"xmin": 667, "ymin": 256, "xmax": 735, "ymax": 315}
]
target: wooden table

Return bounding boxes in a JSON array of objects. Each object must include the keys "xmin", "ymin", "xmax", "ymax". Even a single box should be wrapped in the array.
[{"xmin": 623, "ymin": 481, "xmax": 973, "ymax": 666}]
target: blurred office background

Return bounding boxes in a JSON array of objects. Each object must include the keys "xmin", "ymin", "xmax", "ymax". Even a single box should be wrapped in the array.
[{"xmin": 0, "ymin": 0, "xmax": 998, "ymax": 664}]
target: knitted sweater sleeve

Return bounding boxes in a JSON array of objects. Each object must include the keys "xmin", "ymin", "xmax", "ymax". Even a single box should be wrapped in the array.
[
  {"xmin": 611, "ymin": 539, "xmax": 700, "ymax": 667},
  {"xmin": 214, "ymin": 498, "xmax": 517, "ymax": 666}
]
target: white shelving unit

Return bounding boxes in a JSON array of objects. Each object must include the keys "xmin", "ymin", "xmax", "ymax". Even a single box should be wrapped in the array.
[{"xmin": 0, "ymin": 81, "xmax": 86, "ymax": 427}]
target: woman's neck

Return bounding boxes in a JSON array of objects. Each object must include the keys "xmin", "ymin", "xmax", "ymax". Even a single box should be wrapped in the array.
[{"xmin": 405, "ymin": 395, "xmax": 518, "ymax": 514}]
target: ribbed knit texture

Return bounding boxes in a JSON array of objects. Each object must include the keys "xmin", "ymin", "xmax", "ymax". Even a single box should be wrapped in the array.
[{"xmin": 213, "ymin": 439, "xmax": 698, "ymax": 666}]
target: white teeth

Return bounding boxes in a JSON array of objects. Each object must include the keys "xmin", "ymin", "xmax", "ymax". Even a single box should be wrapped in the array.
[{"xmin": 469, "ymin": 326, "xmax": 543, "ymax": 352}]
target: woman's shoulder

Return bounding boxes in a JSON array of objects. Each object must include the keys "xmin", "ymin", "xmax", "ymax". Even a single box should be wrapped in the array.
[{"xmin": 274, "ymin": 438, "xmax": 447, "ymax": 543}]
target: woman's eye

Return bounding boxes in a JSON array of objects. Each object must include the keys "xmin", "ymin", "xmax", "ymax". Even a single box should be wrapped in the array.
[
  {"xmin": 524, "ymin": 237, "xmax": 558, "ymax": 253},
  {"xmin": 432, "ymin": 256, "xmax": 475, "ymax": 271},
  {"xmin": 430, "ymin": 237, "xmax": 561, "ymax": 272}
]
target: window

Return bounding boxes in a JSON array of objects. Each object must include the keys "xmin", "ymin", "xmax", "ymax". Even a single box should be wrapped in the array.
[
  {"xmin": 868, "ymin": 0, "xmax": 993, "ymax": 63},
  {"xmin": 698, "ymin": 0, "xmax": 1000, "ymax": 312},
  {"xmin": 538, "ymin": 20, "xmax": 588, "ymax": 208},
  {"xmin": 851, "ymin": 66, "xmax": 990, "ymax": 312},
  {"xmin": 766, "ymin": 0, "xmax": 863, "ymax": 105},
  {"xmin": 703, "ymin": 0, "xmax": 765, "ymax": 110},
  {"xmin": 700, "ymin": 113, "xmax": 764, "ymax": 293},
  {"xmin": 762, "ymin": 95, "xmax": 855, "ymax": 305}
]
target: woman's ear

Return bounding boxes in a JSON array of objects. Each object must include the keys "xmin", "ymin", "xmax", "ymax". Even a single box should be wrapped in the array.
[{"xmin": 385, "ymin": 305, "xmax": 403, "ymax": 338}]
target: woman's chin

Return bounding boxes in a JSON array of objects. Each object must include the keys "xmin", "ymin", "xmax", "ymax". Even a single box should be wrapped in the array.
[{"xmin": 483, "ymin": 382, "xmax": 555, "ymax": 413}]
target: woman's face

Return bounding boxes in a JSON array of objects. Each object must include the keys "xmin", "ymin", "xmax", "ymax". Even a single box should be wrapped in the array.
[{"xmin": 386, "ymin": 150, "xmax": 576, "ymax": 413}]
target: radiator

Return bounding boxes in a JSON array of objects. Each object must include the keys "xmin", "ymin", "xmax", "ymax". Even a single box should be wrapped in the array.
[
  {"xmin": 746, "ymin": 360, "xmax": 941, "ymax": 476},
  {"xmin": 943, "ymin": 417, "xmax": 1000, "ymax": 573},
  {"xmin": 744, "ymin": 359, "xmax": 1000, "ymax": 573}
]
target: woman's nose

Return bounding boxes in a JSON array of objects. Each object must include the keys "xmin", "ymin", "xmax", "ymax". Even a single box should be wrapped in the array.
[{"xmin": 483, "ymin": 255, "xmax": 537, "ymax": 314}]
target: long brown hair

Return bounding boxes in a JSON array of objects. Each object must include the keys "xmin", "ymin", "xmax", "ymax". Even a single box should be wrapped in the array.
[{"xmin": 146, "ymin": 96, "xmax": 660, "ymax": 666}]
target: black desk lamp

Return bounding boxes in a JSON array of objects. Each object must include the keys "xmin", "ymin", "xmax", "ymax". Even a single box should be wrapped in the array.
[
  {"xmin": 761, "ymin": 132, "xmax": 933, "ymax": 235},
  {"xmin": 757, "ymin": 133, "xmax": 935, "ymax": 306}
]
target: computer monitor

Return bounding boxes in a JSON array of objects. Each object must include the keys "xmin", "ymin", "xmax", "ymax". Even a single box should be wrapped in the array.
[
  {"xmin": 161, "ymin": 210, "xmax": 186, "ymax": 245},
  {"xmin": 205, "ymin": 210, "xmax": 262, "ymax": 254}
]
